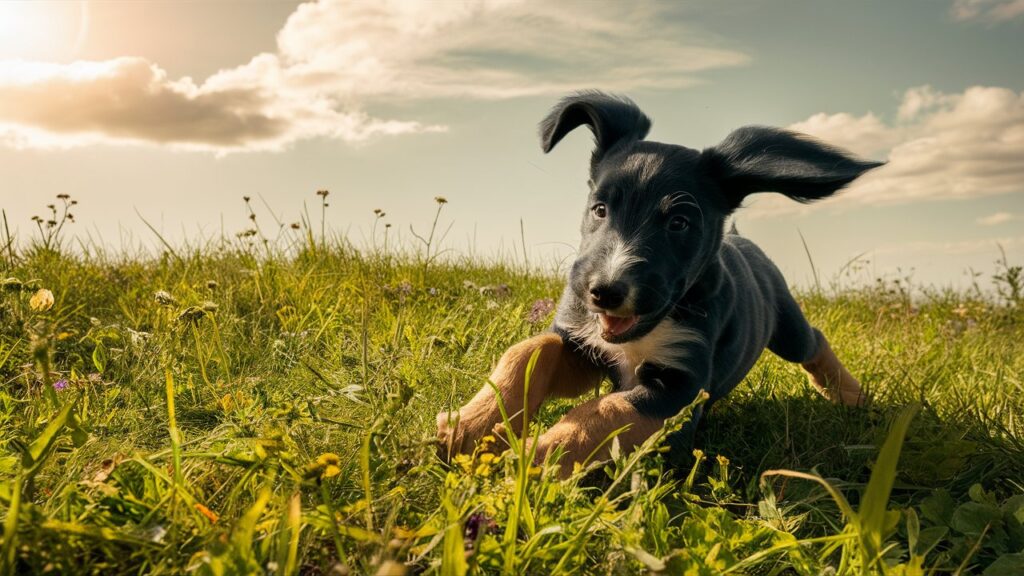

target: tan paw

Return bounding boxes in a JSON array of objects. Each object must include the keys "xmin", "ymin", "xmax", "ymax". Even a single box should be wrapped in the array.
[{"xmin": 435, "ymin": 410, "xmax": 461, "ymax": 462}]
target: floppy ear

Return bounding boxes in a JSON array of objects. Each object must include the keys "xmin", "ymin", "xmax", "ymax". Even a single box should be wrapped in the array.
[
  {"xmin": 539, "ymin": 91, "xmax": 651, "ymax": 168},
  {"xmin": 700, "ymin": 126, "xmax": 884, "ymax": 210}
]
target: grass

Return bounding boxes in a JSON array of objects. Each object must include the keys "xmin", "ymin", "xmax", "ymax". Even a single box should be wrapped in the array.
[{"xmin": 0, "ymin": 194, "xmax": 1022, "ymax": 574}]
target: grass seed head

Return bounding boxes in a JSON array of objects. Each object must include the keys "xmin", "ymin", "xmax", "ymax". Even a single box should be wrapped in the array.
[
  {"xmin": 154, "ymin": 290, "xmax": 176, "ymax": 306},
  {"xmin": 29, "ymin": 288, "xmax": 54, "ymax": 311}
]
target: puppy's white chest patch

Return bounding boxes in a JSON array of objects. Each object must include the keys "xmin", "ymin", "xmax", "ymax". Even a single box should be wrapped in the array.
[{"xmin": 580, "ymin": 317, "xmax": 703, "ymax": 389}]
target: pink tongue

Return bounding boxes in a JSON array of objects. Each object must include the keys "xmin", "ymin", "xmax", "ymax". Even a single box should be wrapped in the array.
[{"xmin": 598, "ymin": 314, "xmax": 638, "ymax": 337}]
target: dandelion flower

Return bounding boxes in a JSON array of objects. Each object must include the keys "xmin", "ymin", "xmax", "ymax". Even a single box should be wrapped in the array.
[
  {"xmin": 453, "ymin": 453, "xmax": 473, "ymax": 474},
  {"xmin": 316, "ymin": 453, "xmax": 342, "ymax": 478},
  {"xmin": 30, "ymin": 288, "xmax": 54, "ymax": 311},
  {"xmin": 434, "ymin": 196, "xmax": 448, "ymax": 204}
]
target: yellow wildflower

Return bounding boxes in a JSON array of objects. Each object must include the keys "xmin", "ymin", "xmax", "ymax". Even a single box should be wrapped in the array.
[
  {"xmin": 479, "ymin": 435, "xmax": 497, "ymax": 450},
  {"xmin": 453, "ymin": 453, "xmax": 473, "ymax": 474},
  {"xmin": 317, "ymin": 453, "xmax": 342, "ymax": 478}
]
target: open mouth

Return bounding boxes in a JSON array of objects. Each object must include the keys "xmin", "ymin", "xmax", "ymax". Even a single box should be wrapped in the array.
[{"xmin": 597, "ymin": 313, "xmax": 639, "ymax": 340}]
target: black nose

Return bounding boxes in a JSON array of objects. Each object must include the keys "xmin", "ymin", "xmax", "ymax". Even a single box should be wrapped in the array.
[{"xmin": 589, "ymin": 282, "xmax": 627, "ymax": 310}]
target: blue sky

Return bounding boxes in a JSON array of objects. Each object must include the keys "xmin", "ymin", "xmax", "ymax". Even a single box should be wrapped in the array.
[{"xmin": 1, "ymin": 0, "xmax": 1022, "ymax": 287}]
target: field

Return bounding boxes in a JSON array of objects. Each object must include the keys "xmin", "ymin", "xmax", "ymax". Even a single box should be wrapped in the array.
[{"xmin": 1, "ymin": 196, "xmax": 1023, "ymax": 575}]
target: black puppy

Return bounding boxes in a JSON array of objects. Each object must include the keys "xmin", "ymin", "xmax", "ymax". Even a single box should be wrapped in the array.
[{"xmin": 438, "ymin": 91, "xmax": 880, "ymax": 475}]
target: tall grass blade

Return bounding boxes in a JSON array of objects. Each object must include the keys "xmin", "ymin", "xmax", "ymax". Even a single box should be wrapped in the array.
[
  {"xmin": 502, "ymin": 346, "xmax": 543, "ymax": 574},
  {"xmin": 859, "ymin": 403, "xmax": 920, "ymax": 566},
  {"xmin": 2, "ymin": 402, "xmax": 74, "ymax": 573},
  {"xmin": 441, "ymin": 499, "xmax": 468, "ymax": 576},
  {"xmin": 278, "ymin": 491, "xmax": 302, "ymax": 576}
]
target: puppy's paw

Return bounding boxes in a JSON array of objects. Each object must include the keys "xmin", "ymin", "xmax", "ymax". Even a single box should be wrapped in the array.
[
  {"xmin": 435, "ymin": 410, "xmax": 461, "ymax": 462},
  {"xmin": 530, "ymin": 424, "xmax": 586, "ymax": 478}
]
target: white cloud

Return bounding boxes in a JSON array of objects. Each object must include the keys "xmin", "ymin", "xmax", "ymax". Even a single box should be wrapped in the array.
[
  {"xmin": 270, "ymin": 0, "xmax": 746, "ymax": 99},
  {"xmin": 0, "ymin": 0, "xmax": 747, "ymax": 152},
  {"xmin": 789, "ymin": 111, "xmax": 899, "ymax": 157},
  {"xmin": 0, "ymin": 58, "xmax": 437, "ymax": 152},
  {"xmin": 772, "ymin": 85, "xmax": 1024, "ymax": 214},
  {"xmin": 977, "ymin": 212, "xmax": 1017, "ymax": 226},
  {"xmin": 950, "ymin": 0, "xmax": 1024, "ymax": 21}
]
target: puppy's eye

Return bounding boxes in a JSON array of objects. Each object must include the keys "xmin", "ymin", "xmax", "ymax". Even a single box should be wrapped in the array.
[
  {"xmin": 592, "ymin": 203, "xmax": 607, "ymax": 219},
  {"xmin": 667, "ymin": 215, "xmax": 689, "ymax": 232}
]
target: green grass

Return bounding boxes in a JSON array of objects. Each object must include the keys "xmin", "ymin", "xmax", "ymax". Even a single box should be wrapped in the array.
[{"xmin": 1, "ymin": 198, "xmax": 1023, "ymax": 575}]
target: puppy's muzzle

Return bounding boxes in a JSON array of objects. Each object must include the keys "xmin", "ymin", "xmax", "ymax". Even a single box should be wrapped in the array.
[{"xmin": 588, "ymin": 281, "xmax": 628, "ymax": 310}]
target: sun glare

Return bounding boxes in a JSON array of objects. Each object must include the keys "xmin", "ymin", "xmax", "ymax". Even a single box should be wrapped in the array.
[{"xmin": 0, "ymin": 1, "xmax": 86, "ymax": 60}]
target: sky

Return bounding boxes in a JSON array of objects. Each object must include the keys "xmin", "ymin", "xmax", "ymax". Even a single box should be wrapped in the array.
[{"xmin": 0, "ymin": 0, "xmax": 1022, "ymax": 288}]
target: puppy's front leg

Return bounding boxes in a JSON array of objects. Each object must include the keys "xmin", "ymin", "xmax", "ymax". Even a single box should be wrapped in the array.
[
  {"xmin": 437, "ymin": 332, "xmax": 601, "ymax": 459},
  {"xmin": 532, "ymin": 393, "xmax": 664, "ymax": 477},
  {"xmin": 534, "ymin": 368, "xmax": 708, "ymax": 478}
]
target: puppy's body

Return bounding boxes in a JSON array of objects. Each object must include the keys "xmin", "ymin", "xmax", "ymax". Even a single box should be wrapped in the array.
[
  {"xmin": 438, "ymin": 92, "xmax": 878, "ymax": 474},
  {"xmin": 554, "ymin": 232, "xmax": 827, "ymax": 450},
  {"xmin": 558, "ymin": 232, "xmax": 810, "ymax": 401}
]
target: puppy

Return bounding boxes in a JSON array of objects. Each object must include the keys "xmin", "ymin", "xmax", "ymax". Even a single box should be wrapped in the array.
[{"xmin": 438, "ymin": 91, "xmax": 880, "ymax": 476}]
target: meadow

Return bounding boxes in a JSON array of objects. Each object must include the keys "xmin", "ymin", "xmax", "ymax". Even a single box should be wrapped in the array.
[{"xmin": 0, "ymin": 194, "xmax": 1022, "ymax": 575}]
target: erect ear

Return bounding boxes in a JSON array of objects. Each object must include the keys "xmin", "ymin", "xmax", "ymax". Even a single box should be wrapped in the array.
[
  {"xmin": 539, "ymin": 91, "xmax": 651, "ymax": 168},
  {"xmin": 700, "ymin": 126, "xmax": 884, "ymax": 210}
]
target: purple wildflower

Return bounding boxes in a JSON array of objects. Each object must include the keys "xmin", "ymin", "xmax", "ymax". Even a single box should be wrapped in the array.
[
  {"xmin": 527, "ymin": 298, "xmax": 556, "ymax": 325},
  {"xmin": 53, "ymin": 378, "xmax": 69, "ymax": 391},
  {"xmin": 464, "ymin": 512, "xmax": 497, "ymax": 548}
]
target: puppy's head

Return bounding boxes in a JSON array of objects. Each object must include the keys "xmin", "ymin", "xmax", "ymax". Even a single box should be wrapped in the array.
[{"xmin": 541, "ymin": 91, "xmax": 882, "ymax": 344}]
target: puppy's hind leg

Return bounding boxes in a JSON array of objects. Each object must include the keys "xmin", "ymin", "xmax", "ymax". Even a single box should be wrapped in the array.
[
  {"xmin": 436, "ymin": 332, "xmax": 602, "ymax": 460},
  {"xmin": 768, "ymin": 293, "xmax": 865, "ymax": 407},
  {"xmin": 800, "ymin": 329, "xmax": 865, "ymax": 407}
]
